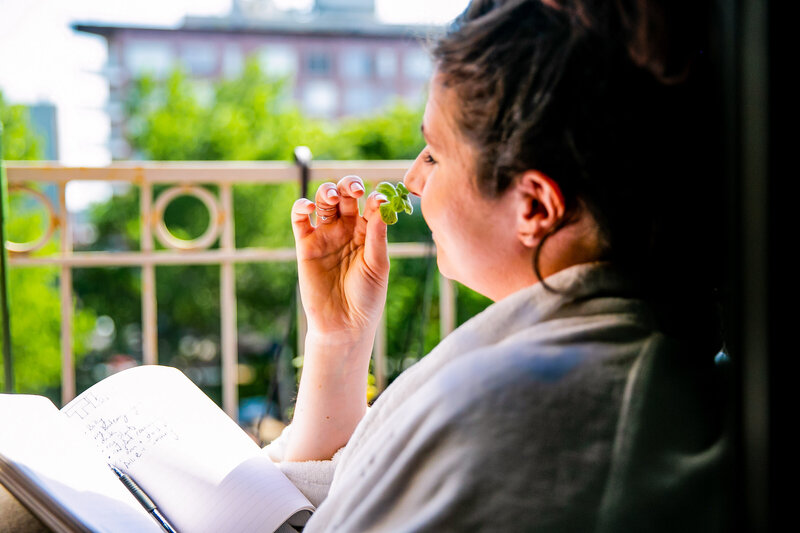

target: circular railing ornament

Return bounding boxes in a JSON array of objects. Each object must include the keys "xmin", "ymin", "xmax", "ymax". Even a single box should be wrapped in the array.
[
  {"xmin": 5, "ymin": 185, "xmax": 59, "ymax": 254},
  {"xmin": 153, "ymin": 185, "xmax": 222, "ymax": 251}
]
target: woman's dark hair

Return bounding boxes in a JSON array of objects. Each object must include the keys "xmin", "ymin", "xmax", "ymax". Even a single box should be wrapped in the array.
[{"xmin": 433, "ymin": 0, "xmax": 722, "ymax": 345}]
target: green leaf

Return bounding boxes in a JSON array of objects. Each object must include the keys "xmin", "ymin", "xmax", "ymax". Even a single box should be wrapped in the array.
[
  {"xmin": 379, "ymin": 202, "xmax": 398, "ymax": 224},
  {"xmin": 391, "ymin": 195, "xmax": 405, "ymax": 211},
  {"xmin": 403, "ymin": 200, "xmax": 413, "ymax": 215},
  {"xmin": 376, "ymin": 182, "xmax": 396, "ymax": 197},
  {"xmin": 395, "ymin": 182, "xmax": 409, "ymax": 195}
]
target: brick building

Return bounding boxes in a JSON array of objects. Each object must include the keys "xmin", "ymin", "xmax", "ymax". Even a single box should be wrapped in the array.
[{"xmin": 74, "ymin": 0, "xmax": 439, "ymax": 159}]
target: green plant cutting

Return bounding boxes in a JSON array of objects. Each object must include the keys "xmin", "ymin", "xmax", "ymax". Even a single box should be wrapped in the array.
[{"xmin": 376, "ymin": 182, "xmax": 413, "ymax": 225}]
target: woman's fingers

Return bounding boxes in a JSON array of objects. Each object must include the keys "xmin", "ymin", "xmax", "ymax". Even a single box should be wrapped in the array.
[
  {"xmin": 310, "ymin": 178, "xmax": 365, "ymax": 225},
  {"xmin": 362, "ymin": 190, "xmax": 388, "ymax": 223},
  {"xmin": 314, "ymin": 182, "xmax": 341, "ymax": 225},
  {"xmin": 362, "ymin": 191, "xmax": 390, "ymax": 273},
  {"xmin": 291, "ymin": 198, "xmax": 316, "ymax": 240},
  {"xmin": 294, "ymin": 179, "xmax": 383, "ymax": 251},
  {"xmin": 336, "ymin": 175, "xmax": 365, "ymax": 218}
]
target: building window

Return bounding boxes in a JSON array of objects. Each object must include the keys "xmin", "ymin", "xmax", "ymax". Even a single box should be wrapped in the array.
[
  {"xmin": 223, "ymin": 44, "xmax": 244, "ymax": 78},
  {"xmin": 181, "ymin": 42, "xmax": 217, "ymax": 76},
  {"xmin": 403, "ymin": 49, "xmax": 432, "ymax": 80},
  {"xmin": 258, "ymin": 45, "xmax": 298, "ymax": 78},
  {"xmin": 405, "ymin": 85, "xmax": 426, "ymax": 104},
  {"xmin": 111, "ymin": 123, "xmax": 124, "ymax": 141},
  {"xmin": 341, "ymin": 48, "xmax": 373, "ymax": 79},
  {"xmin": 307, "ymin": 51, "xmax": 332, "ymax": 76},
  {"xmin": 344, "ymin": 86, "xmax": 374, "ymax": 115},
  {"xmin": 107, "ymin": 101, "xmax": 125, "ymax": 123},
  {"xmin": 303, "ymin": 81, "xmax": 339, "ymax": 117},
  {"xmin": 109, "ymin": 138, "xmax": 131, "ymax": 160},
  {"xmin": 376, "ymin": 49, "xmax": 396, "ymax": 79},
  {"xmin": 125, "ymin": 40, "xmax": 174, "ymax": 78}
]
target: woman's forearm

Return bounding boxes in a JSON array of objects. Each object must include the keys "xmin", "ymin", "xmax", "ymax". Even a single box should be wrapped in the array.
[
  {"xmin": 283, "ymin": 330, "xmax": 374, "ymax": 462},
  {"xmin": 285, "ymin": 175, "xmax": 389, "ymax": 461}
]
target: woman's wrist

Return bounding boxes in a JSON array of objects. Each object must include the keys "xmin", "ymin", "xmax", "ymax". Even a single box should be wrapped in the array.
[
  {"xmin": 284, "ymin": 331, "xmax": 373, "ymax": 462},
  {"xmin": 303, "ymin": 329, "xmax": 376, "ymax": 367}
]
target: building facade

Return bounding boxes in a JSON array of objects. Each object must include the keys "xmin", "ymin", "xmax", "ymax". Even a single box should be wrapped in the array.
[
  {"xmin": 74, "ymin": 0, "xmax": 438, "ymax": 159},
  {"xmin": 28, "ymin": 103, "xmax": 59, "ymax": 161}
]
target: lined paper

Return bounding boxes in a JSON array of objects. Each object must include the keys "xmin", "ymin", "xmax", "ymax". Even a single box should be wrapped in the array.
[
  {"xmin": 62, "ymin": 366, "xmax": 313, "ymax": 532},
  {"xmin": 0, "ymin": 394, "xmax": 160, "ymax": 533}
]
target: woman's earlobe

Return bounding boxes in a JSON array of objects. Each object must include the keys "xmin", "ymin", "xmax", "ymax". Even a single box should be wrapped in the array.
[
  {"xmin": 515, "ymin": 170, "xmax": 566, "ymax": 245},
  {"xmin": 517, "ymin": 229, "xmax": 539, "ymax": 248}
]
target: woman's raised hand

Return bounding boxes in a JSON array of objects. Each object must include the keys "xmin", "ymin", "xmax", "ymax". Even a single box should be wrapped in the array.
[
  {"xmin": 285, "ymin": 176, "xmax": 388, "ymax": 461},
  {"xmin": 291, "ymin": 175, "xmax": 390, "ymax": 342}
]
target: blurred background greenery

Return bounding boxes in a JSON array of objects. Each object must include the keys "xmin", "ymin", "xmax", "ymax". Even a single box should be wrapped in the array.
[
  {"xmin": 2, "ymin": 89, "xmax": 98, "ymax": 398},
  {"xmin": 0, "ymin": 64, "xmax": 491, "ymax": 429}
]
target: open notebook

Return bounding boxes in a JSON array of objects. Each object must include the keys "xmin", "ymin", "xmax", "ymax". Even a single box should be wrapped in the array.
[{"xmin": 0, "ymin": 366, "xmax": 312, "ymax": 533}]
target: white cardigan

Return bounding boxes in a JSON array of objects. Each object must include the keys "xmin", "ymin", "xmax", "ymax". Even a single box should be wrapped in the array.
[{"xmin": 265, "ymin": 263, "xmax": 729, "ymax": 532}]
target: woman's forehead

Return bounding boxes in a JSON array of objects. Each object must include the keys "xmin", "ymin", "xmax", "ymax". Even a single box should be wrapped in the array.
[{"xmin": 422, "ymin": 76, "xmax": 460, "ymax": 151}]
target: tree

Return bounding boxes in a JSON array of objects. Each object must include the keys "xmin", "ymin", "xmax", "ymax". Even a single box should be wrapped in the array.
[
  {"xmin": 72, "ymin": 64, "xmax": 491, "ymax": 418},
  {"xmin": 1, "ymin": 90, "xmax": 42, "ymax": 161},
  {"xmin": 1, "ymin": 90, "xmax": 96, "ymax": 400}
]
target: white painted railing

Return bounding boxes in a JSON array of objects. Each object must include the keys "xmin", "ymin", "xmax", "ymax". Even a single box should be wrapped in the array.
[{"xmin": 5, "ymin": 162, "xmax": 456, "ymax": 420}]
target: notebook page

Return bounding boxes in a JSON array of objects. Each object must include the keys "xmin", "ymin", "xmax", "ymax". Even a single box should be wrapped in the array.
[
  {"xmin": 0, "ymin": 394, "xmax": 160, "ymax": 533},
  {"xmin": 61, "ymin": 365, "xmax": 313, "ymax": 533}
]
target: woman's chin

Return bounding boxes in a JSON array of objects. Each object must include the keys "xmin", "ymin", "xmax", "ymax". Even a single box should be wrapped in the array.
[{"xmin": 435, "ymin": 255, "xmax": 455, "ymax": 282}]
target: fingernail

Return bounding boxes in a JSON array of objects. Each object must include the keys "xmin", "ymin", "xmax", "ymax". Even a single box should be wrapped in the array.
[
  {"xmin": 375, "ymin": 193, "xmax": 388, "ymax": 202},
  {"xmin": 327, "ymin": 189, "xmax": 339, "ymax": 199},
  {"xmin": 350, "ymin": 182, "xmax": 364, "ymax": 193}
]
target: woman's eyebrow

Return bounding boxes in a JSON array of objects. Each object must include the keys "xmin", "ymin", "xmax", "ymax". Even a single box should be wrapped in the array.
[{"xmin": 420, "ymin": 124, "xmax": 438, "ymax": 148}]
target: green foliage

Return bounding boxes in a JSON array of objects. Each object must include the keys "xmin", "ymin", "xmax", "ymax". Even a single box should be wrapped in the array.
[
  {"xmin": 1, "ymin": 65, "xmax": 492, "ymax": 408},
  {"xmin": 127, "ymin": 63, "xmax": 326, "ymax": 161},
  {"xmin": 69, "ymin": 62, "xmax": 489, "ymax": 412},
  {"xmin": 2, "ymin": 93, "xmax": 96, "ymax": 399},
  {"xmin": 376, "ymin": 181, "xmax": 413, "ymax": 225},
  {"xmin": 0, "ymin": 90, "xmax": 42, "ymax": 160},
  {"xmin": 312, "ymin": 103, "xmax": 426, "ymax": 160},
  {"xmin": 126, "ymin": 62, "xmax": 425, "ymax": 163},
  {"xmin": 2, "ymin": 266, "xmax": 96, "ymax": 400},
  {"xmin": 233, "ymin": 183, "xmax": 296, "ymax": 249},
  {"xmin": 0, "ymin": 192, "xmax": 96, "ymax": 400},
  {"xmin": 85, "ymin": 186, "xmax": 140, "ymax": 251}
]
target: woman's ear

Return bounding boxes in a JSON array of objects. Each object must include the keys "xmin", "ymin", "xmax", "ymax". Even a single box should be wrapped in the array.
[{"xmin": 515, "ymin": 171, "xmax": 566, "ymax": 248}]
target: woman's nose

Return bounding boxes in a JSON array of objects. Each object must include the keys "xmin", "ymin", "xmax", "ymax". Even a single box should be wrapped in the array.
[{"xmin": 403, "ymin": 153, "xmax": 425, "ymax": 197}]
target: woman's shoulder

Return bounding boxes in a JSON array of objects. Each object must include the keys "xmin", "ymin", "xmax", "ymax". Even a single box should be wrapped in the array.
[
  {"xmin": 382, "ymin": 263, "xmax": 664, "ymax": 418},
  {"xmin": 333, "ymin": 293, "xmax": 725, "ymax": 531},
  {"xmin": 339, "ymin": 312, "xmax": 672, "ymax": 530},
  {"xmin": 418, "ymin": 318, "xmax": 655, "ymax": 425}
]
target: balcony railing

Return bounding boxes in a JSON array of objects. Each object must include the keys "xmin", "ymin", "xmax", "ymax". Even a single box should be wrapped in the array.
[{"xmin": 5, "ymin": 161, "xmax": 456, "ymax": 421}]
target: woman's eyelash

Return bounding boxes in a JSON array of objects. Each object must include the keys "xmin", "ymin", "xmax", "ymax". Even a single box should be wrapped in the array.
[{"xmin": 424, "ymin": 153, "xmax": 437, "ymax": 164}]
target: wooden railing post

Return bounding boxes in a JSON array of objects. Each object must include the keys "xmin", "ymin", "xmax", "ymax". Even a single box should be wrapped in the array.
[
  {"xmin": 294, "ymin": 148, "xmax": 311, "ymax": 366},
  {"xmin": 140, "ymin": 176, "xmax": 158, "ymax": 366},
  {"xmin": 59, "ymin": 181, "xmax": 74, "ymax": 404},
  {"xmin": 219, "ymin": 182, "xmax": 238, "ymax": 421},
  {"xmin": 373, "ymin": 310, "xmax": 387, "ymax": 394}
]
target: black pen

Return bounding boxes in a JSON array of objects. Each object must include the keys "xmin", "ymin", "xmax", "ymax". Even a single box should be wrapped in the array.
[{"xmin": 109, "ymin": 465, "xmax": 178, "ymax": 533}]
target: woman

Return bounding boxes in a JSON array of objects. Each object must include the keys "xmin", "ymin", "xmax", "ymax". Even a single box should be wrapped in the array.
[{"xmin": 267, "ymin": 0, "xmax": 729, "ymax": 531}]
